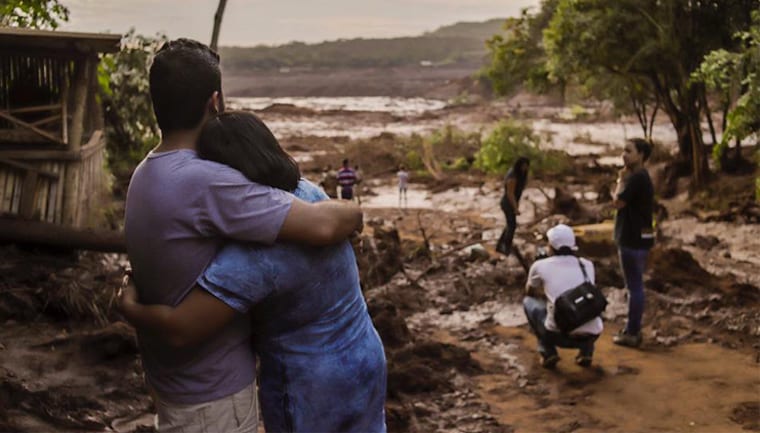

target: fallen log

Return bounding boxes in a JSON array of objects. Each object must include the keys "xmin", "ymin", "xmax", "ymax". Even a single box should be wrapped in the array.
[{"xmin": 0, "ymin": 218, "xmax": 125, "ymax": 253}]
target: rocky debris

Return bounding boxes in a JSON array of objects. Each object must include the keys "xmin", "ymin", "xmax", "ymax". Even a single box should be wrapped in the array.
[
  {"xmin": 697, "ymin": 201, "xmax": 760, "ymax": 224},
  {"xmin": 355, "ymin": 218, "xmax": 404, "ymax": 288},
  {"xmin": 32, "ymin": 322, "xmax": 138, "ymax": 363},
  {"xmin": 647, "ymin": 247, "xmax": 722, "ymax": 293},
  {"xmin": 462, "ymin": 243, "xmax": 490, "ymax": 262},
  {"xmin": 730, "ymin": 401, "xmax": 760, "ymax": 431},
  {"xmin": 693, "ymin": 234, "xmax": 721, "ymax": 249},
  {"xmin": 0, "ymin": 377, "xmax": 108, "ymax": 431},
  {"xmin": 0, "ymin": 246, "xmax": 126, "ymax": 325},
  {"xmin": 368, "ymin": 298, "xmax": 413, "ymax": 349}
]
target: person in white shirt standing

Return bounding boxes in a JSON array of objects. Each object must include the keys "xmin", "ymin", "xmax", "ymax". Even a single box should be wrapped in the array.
[
  {"xmin": 397, "ymin": 164, "xmax": 409, "ymax": 208},
  {"xmin": 523, "ymin": 224, "xmax": 603, "ymax": 369}
]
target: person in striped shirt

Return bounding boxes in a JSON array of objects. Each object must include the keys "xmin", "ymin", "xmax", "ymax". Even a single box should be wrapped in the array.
[{"xmin": 337, "ymin": 158, "xmax": 358, "ymax": 200}]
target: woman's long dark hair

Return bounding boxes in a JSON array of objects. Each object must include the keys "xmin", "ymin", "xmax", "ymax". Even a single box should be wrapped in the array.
[
  {"xmin": 198, "ymin": 111, "xmax": 300, "ymax": 192},
  {"xmin": 510, "ymin": 157, "xmax": 530, "ymax": 181},
  {"xmin": 508, "ymin": 156, "xmax": 530, "ymax": 194}
]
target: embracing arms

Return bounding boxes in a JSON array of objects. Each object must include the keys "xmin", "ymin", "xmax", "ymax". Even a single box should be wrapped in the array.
[
  {"xmin": 118, "ymin": 278, "xmax": 237, "ymax": 348},
  {"xmin": 278, "ymin": 198, "xmax": 362, "ymax": 245}
]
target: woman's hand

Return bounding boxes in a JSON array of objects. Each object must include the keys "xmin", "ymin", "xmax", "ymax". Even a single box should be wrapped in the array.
[{"xmin": 117, "ymin": 270, "xmax": 139, "ymax": 315}]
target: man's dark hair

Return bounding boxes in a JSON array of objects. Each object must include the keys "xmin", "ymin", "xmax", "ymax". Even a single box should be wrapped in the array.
[
  {"xmin": 342, "ymin": 158, "xmax": 349, "ymax": 167},
  {"xmin": 198, "ymin": 111, "xmax": 300, "ymax": 192},
  {"xmin": 630, "ymin": 138, "xmax": 653, "ymax": 162},
  {"xmin": 149, "ymin": 39, "xmax": 222, "ymax": 134},
  {"xmin": 551, "ymin": 246, "xmax": 576, "ymax": 256}
]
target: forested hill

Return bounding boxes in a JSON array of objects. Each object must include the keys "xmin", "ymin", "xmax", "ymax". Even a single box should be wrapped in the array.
[{"xmin": 219, "ymin": 18, "xmax": 505, "ymax": 72}]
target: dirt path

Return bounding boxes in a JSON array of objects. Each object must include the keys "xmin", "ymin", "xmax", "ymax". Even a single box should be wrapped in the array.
[
  {"xmin": 463, "ymin": 326, "xmax": 758, "ymax": 433},
  {"xmin": 362, "ymin": 175, "xmax": 760, "ymax": 433}
]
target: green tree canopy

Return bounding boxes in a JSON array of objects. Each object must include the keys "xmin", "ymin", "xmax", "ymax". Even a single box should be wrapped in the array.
[
  {"xmin": 0, "ymin": 0, "xmax": 69, "ymax": 29},
  {"xmin": 540, "ymin": 0, "xmax": 758, "ymax": 185},
  {"xmin": 481, "ymin": 0, "xmax": 558, "ymax": 97},
  {"xmin": 98, "ymin": 30, "xmax": 165, "ymax": 196}
]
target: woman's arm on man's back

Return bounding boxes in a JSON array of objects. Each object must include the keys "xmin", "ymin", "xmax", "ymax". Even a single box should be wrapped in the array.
[
  {"xmin": 118, "ymin": 280, "xmax": 238, "ymax": 348},
  {"xmin": 278, "ymin": 198, "xmax": 363, "ymax": 245}
]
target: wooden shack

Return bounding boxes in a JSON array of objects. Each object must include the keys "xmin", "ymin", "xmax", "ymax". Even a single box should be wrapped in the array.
[{"xmin": 0, "ymin": 28, "xmax": 121, "ymax": 229}]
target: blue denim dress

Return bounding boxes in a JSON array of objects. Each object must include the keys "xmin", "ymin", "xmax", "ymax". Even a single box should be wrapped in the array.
[{"xmin": 198, "ymin": 180, "xmax": 387, "ymax": 433}]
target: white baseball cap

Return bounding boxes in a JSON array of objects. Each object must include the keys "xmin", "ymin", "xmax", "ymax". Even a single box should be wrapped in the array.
[{"xmin": 547, "ymin": 224, "xmax": 578, "ymax": 251}]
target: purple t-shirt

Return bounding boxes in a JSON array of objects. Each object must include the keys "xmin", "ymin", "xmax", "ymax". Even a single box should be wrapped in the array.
[{"xmin": 124, "ymin": 149, "xmax": 293, "ymax": 404}]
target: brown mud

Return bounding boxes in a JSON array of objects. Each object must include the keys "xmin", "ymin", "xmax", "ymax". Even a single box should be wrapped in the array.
[
  {"xmin": 223, "ymin": 64, "xmax": 486, "ymax": 99},
  {"xmin": 1, "ymin": 98, "xmax": 759, "ymax": 432}
]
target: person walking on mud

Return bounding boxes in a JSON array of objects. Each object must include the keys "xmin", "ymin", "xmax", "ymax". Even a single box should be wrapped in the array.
[
  {"xmin": 612, "ymin": 138, "xmax": 655, "ymax": 348},
  {"xmin": 337, "ymin": 158, "xmax": 358, "ymax": 200},
  {"xmin": 397, "ymin": 164, "xmax": 409, "ymax": 208},
  {"xmin": 523, "ymin": 224, "xmax": 603, "ymax": 368},
  {"xmin": 496, "ymin": 157, "xmax": 530, "ymax": 255}
]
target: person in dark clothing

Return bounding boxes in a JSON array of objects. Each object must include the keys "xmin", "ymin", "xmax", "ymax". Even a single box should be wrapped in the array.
[
  {"xmin": 496, "ymin": 157, "xmax": 530, "ymax": 255},
  {"xmin": 612, "ymin": 138, "xmax": 655, "ymax": 348}
]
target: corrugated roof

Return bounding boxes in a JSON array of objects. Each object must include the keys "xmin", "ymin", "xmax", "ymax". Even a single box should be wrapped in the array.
[{"xmin": 0, "ymin": 27, "xmax": 121, "ymax": 53}]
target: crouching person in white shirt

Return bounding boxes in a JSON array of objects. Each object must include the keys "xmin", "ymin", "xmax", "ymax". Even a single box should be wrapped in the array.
[{"xmin": 523, "ymin": 224, "xmax": 603, "ymax": 369}]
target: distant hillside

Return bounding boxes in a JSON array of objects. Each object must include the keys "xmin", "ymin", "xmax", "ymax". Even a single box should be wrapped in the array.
[
  {"xmin": 422, "ymin": 18, "xmax": 508, "ymax": 39},
  {"xmin": 219, "ymin": 18, "xmax": 506, "ymax": 72}
]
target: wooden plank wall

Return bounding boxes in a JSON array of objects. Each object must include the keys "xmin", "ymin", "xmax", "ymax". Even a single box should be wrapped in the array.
[
  {"xmin": 71, "ymin": 138, "xmax": 106, "ymax": 227},
  {"xmin": 0, "ymin": 53, "xmax": 69, "ymax": 136},
  {"xmin": 0, "ymin": 149, "xmax": 105, "ymax": 228},
  {"xmin": 0, "ymin": 160, "xmax": 65, "ymax": 223}
]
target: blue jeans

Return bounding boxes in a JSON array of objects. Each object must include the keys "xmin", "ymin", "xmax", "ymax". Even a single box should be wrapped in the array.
[
  {"xmin": 618, "ymin": 247, "xmax": 649, "ymax": 335},
  {"xmin": 522, "ymin": 297, "xmax": 597, "ymax": 358}
]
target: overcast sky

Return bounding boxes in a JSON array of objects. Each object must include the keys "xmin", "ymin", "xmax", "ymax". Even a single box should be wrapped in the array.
[{"xmin": 61, "ymin": 0, "xmax": 540, "ymax": 46}]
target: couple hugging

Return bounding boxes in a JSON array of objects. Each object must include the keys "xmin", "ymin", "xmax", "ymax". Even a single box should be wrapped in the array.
[{"xmin": 119, "ymin": 38, "xmax": 387, "ymax": 433}]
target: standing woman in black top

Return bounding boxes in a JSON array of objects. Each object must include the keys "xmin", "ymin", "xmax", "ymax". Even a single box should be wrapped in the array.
[
  {"xmin": 611, "ymin": 138, "xmax": 655, "ymax": 348},
  {"xmin": 496, "ymin": 157, "xmax": 530, "ymax": 255}
]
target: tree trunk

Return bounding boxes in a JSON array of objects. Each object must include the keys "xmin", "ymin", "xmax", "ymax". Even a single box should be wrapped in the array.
[
  {"xmin": 0, "ymin": 218, "xmax": 126, "ymax": 252},
  {"xmin": 210, "ymin": 0, "xmax": 228, "ymax": 52},
  {"xmin": 647, "ymin": 97, "xmax": 659, "ymax": 142},
  {"xmin": 689, "ymin": 122, "xmax": 707, "ymax": 188},
  {"xmin": 735, "ymin": 137, "xmax": 742, "ymax": 161},
  {"xmin": 700, "ymin": 91, "xmax": 717, "ymax": 146},
  {"xmin": 674, "ymin": 114, "xmax": 693, "ymax": 158}
]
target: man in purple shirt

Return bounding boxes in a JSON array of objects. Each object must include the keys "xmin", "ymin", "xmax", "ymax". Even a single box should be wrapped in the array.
[{"xmin": 124, "ymin": 39, "xmax": 362, "ymax": 432}]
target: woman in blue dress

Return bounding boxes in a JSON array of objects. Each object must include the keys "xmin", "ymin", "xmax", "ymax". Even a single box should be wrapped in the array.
[{"xmin": 119, "ymin": 111, "xmax": 387, "ymax": 433}]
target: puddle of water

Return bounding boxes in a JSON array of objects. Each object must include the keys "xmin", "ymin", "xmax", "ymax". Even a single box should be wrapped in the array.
[
  {"xmin": 291, "ymin": 150, "xmax": 327, "ymax": 163},
  {"xmin": 531, "ymin": 119, "xmax": 685, "ymax": 154},
  {"xmin": 361, "ymin": 184, "xmax": 552, "ymax": 228},
  {"xmin": 228, "ymin": 96, "xmax": 446, "ymax": 116},
  {"xmin": 263, "ymin": 118, "xmax": 437, "ymax": 140},
  {"xmin": 597, "ymin": 155, "xmax": 624, "ymax": 166},
  {"xmin": 361, "ymin": 185, "xmax": 432, "ymax": 209},
  {"xmin": 408, "ymin": 301, "xmax": 528, "ymax": 333}
]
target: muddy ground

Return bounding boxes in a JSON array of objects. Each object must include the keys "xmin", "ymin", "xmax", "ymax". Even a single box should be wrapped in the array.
[{"xmin": 1, "ymin": 99, "xmax": 759, "ymax": 433}]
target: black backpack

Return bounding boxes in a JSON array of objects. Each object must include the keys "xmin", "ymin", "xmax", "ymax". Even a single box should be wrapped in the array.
[{"xmin": 554, "ymin": 258, "xmax": 607, "ymax": 333}]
